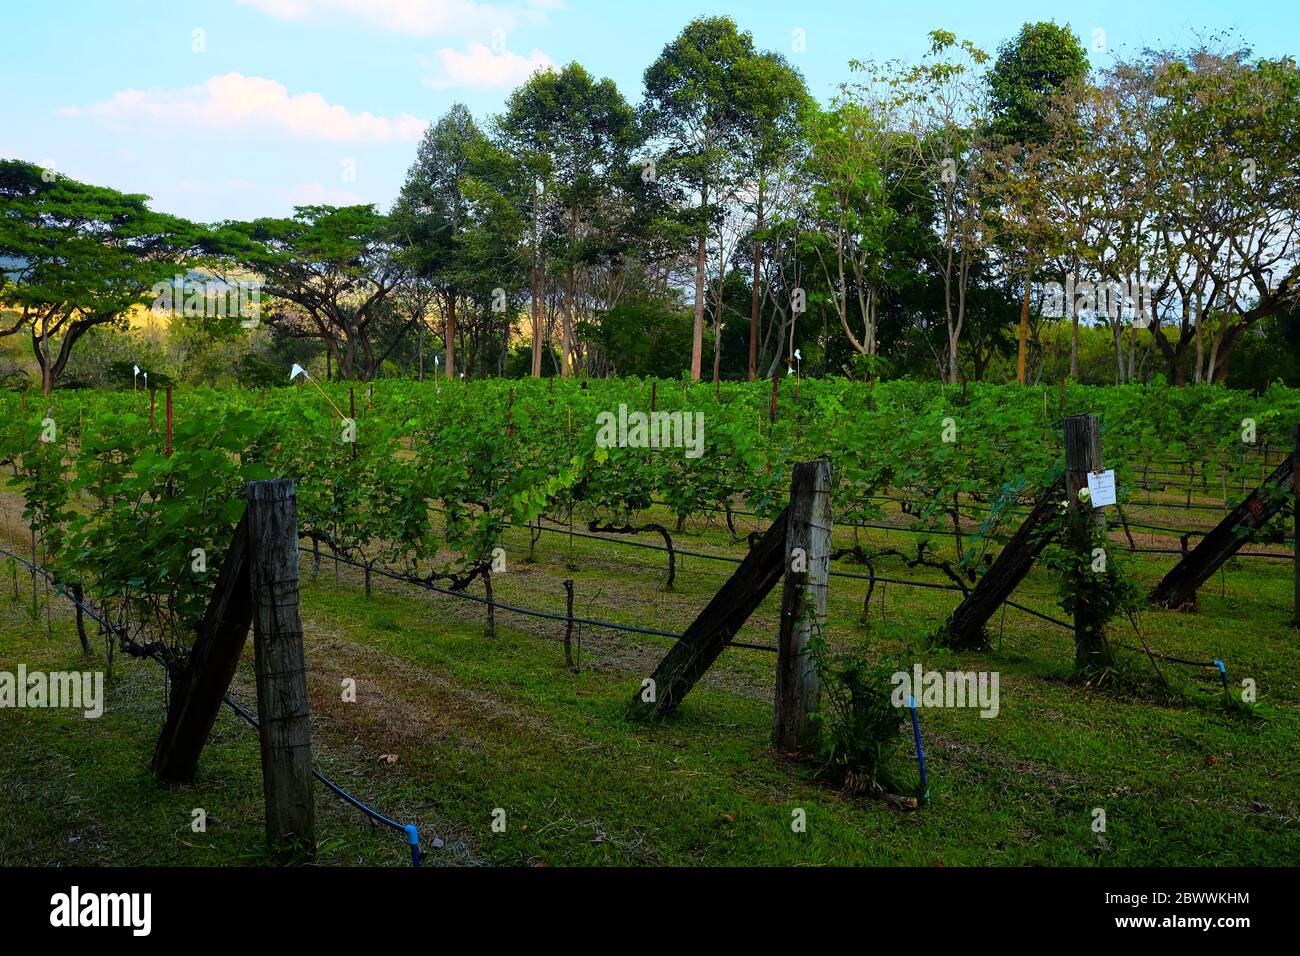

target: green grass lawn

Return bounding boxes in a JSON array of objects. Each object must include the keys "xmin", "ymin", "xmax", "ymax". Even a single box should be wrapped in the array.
[{"xmin": 2, "ymin": 500, "xmax": 1296, "ymax": 866}]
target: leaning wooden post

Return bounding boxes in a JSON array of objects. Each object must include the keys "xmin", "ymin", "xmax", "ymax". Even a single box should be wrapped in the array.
[
  {"xmin": 246, "ymin": 480, "xmax": 315, "ymax": 862},
  {"xmin": 1293, "ymin": 425, "xmax": 1299, "ymax": 626},
  {"xmin": 1063, "ymin": 415, "xmax": 1110, "ymax": 671},
  {"xmin": 773, "ymin": 460, "xmax": 831, "ymax": 753}
]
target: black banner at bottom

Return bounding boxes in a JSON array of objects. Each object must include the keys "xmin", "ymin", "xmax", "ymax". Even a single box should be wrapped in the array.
[{"xmin": 0, "ymin": 866, "xmax": 1286, "ymax": 941}]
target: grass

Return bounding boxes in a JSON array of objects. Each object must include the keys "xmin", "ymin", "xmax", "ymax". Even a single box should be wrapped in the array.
[{"xmin": 2, "ymin": 494, "xmax": 1297, "ymax": 866}]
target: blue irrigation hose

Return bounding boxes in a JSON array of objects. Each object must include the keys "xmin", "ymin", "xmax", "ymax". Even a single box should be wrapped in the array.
[
  {"xmin": 405, "ymin": 825, "xmax": 421, "ymax": 868},
  {"xmin": 907, "ymin": 695, "xmax": 929, "ymax": 802},
  {"xmin": 222, "ymin": 696, "xmax": 422, "ymax": 867}
]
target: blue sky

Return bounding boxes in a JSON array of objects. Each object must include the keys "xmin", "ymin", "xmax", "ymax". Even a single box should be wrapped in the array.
[{"xmin": 3, "ymin": 0, "xmax": 1295, "ymax": 223}]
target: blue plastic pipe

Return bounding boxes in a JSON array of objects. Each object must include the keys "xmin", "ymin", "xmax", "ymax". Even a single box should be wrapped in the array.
[
  {"xmin": 405, "ymin": 824, "xmax": 421, "ymax": 868},
  {"xmin": 907, "ymin": 694, "xmax": 929, "ymax": 800}
]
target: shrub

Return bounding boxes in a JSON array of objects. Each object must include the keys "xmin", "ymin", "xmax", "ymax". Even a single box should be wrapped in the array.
[{"xmin": 812, "ymin": 648, "xmax": 905, "ymax": 794}]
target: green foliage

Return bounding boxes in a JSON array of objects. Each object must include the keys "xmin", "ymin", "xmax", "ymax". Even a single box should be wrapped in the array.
[
  {"xmin": 582, "ymin": 301, "xmax": 694, "ymax": 377},
  {"xmin": 0, "ymin": 159, "xmax": 202, "ymax": 391},
  {"xmin": 3, "ymin": 376, "xmax": 1297, "ymax": 667},
  {"xmin": 987, "ymin": 21, "xmax": 1089, "ymax": 145},
  {"xmin": 812, "ymin": 648, "xmax": 905, "ymax": 794}
]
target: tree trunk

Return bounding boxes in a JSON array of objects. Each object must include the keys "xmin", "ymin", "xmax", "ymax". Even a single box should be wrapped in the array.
[
  {"xmin": 444, "ymin": 292, "xmax": 456, "ymax": 380},
  {"xmin": 1017, "ymin": 269, "xmax": 1032, "ymax": 385},
  {"xmin": 748, "ymin": 191, "xmax": 763, "ymax": 382},
  {"xmin": 691, "ymin": 235, "xmax": 706, "ymax": 381},
  {"xmin": 531, "ymin": 258, "xmax": 543, "ymax": 377},
  {"xmin": 562, "ymin": 212, "xmax": 576, "ymax": 379},
  {"xmin": 690, "ymin": 187, "xmax": 707, "ymax": 381}
]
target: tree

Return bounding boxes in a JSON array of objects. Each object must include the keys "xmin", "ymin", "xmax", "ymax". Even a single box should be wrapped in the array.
[
  {"xmin": 804, "ymin": 97, "xmax": 909, "ymax": 372},
  {"xmin": 985, "ymin": 21, "xmax": 1088, "ymax": 383},
  {"xmin": 214, "ymin": 205, "xmax": 405, "ymax": 382},
  {"xmin": 892, "ymin": 31, "xmax": 992, "ymax": 383},
  {"xmin": 643, "ymin": 16, "xmax": 759, "ymax": 381},
  {"xmin": 398, "ymin": 105, "xmax": 483, "ymax": 379},
  {"xmin": 731, "ymin": 51, "xmax": 810, "ymax": 380},
  {"xmin": 458, "ymin": 135, "xmax": 530, "ymax": 377},
  {"xmin": 500, "ymin": 63, "xmax": 641, "ymax": 378},
  {"xmin": 0, "ymin": 160, "xmax": 202, "ymax": 393},
  {"xmin": 1144, "ymin": 47, "xmax": 1300, "ymax": 382}
]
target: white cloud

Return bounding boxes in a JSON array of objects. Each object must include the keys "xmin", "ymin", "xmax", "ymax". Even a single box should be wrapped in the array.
[
  {"xmin": 58, "ymin": 73, "xmax": 427, "ymax": 144},
  {"xmin": 236, "ymin": 0, "xmax": 555, "ymax": 37},
  {"xmin": 420, "ymin": 43, "xmax": 552, "ymax": 91}
]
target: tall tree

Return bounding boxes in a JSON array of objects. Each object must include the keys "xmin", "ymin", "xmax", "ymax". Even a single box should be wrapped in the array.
[
  {"xmin": 985, "ymin": 21, "xmax": 1088, "ymax": 383},
  {"xmin": 500, "ymin": 63, "xmax": 641, "ymax": 378},
  {"xmin": 893, "ymin": 31, "xmax": 992, "ymax": 383},
  {"xmin": 398, "ymin": 105, "xmax": 483, "ymax": 378},
  {"xmin": 0, "ymin": 160, "xmax": 202, "ymax": 393},
  {"xmin": 731, "ymin": 51, "xmax": 810, "ymax": 380},
  {"xmin": 643, "ymin": 16, "xmax": 758, "ymax": 381},
  {"xmin": 215, "ymin": 205, "xmax": 405, "ymax": 382}
]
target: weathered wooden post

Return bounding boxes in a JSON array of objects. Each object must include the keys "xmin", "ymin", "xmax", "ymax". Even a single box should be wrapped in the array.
[
  {"xmin": 1064, "ymin": 414, "xmax": 1110, "ymax": 671},
  {"xmin": 153, "ymin": 516, "xmax": 253, "ymax": 783},
  {"xmin": 246, "ymin": 479, "xmax": 315, "ymax": 862},
  {"xmin": 1151, "ymin": 442, "xmax": 1296, "ymax": 611},
  {"xmin": 164, "ymin": 387, "xmax": 173, "ymax": 458},
  {"xmin": 774, "ymin": 460, "xmax": 831, "ymax": 753}
]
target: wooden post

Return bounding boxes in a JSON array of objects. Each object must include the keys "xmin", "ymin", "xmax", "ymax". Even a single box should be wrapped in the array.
[
  {"xmin": 770, "ymin": 376, "xmax": 779, "ymax": 424},
  {"xmin": 563, "ymin": 579, "xmax": 576, "ymax": 671},
  {"xmin": 773, "ymin": 460, "xmax": 831, "ymax": 753},
  {"xmin": 1293, "ymin": 425, "xmax": 1299, "ymax": 626},
  {"xmin": 164, "ymin": 388, "xmax": 173, "ymax": 458},
  {"xmin": 939, "ymin": 474, "xmax": 1065, "ymax": 647},
  {"xmin": 628, "ymin": 508, "xmax": 791, "ymax": 719},
  {"xmin": 153, "ymin": 516, "xmax": 253, "ymax": 782},
  {"xmin": 1151, "ymin": 449, "xmax": 1296, "ymax": 610},
  {"xmin": 1064, "ymin": 414, "xmax": 1110, "ymax": 671},
  {"xmin": 246, "ymin": 480, "xmax": 315, "ymax": 862}
]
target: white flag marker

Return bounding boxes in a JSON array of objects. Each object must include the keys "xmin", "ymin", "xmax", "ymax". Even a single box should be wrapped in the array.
[{"xmin": 289, "ymin": 363, "xmax": 346, "ymax": 418}]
